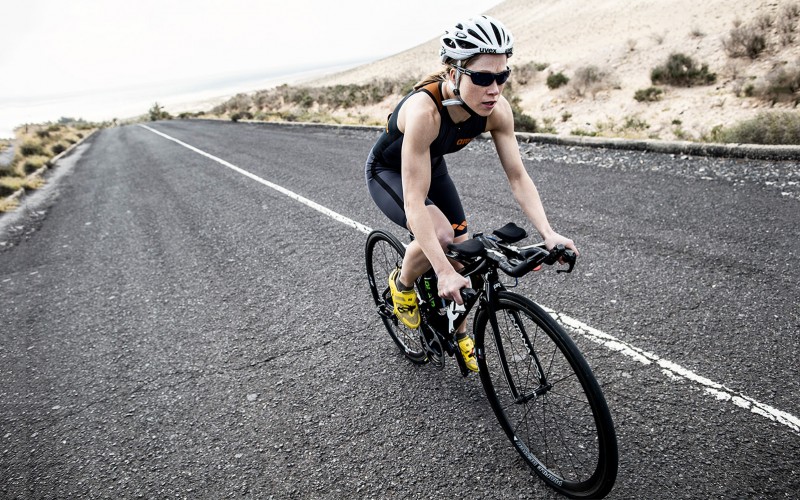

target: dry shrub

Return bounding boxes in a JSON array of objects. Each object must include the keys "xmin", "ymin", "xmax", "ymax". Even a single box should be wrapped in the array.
[
  {"xmin": 214, "ymin": 78, "xmax": 417, "ymax": 119},
  {"xmin": 651, "ymin": 53, "xmax": 717, "ymax": 86},
  {"xmin": 723, "ymin": 24, "xmax": 768, "ymax": 59},
  {"xmin": 511, "ymin": 61, "xmax": 548, "ymax": 86},
  {"xmin": 19, "ymin": 139, "xmax": 44, "ymax": 156},
  {"xmin": 711, "ymin": 111, "xmax": 800, "ymax": 144},
  {"xmin": 779, "ymin": 18, "xmax": 797, "ymax": 45},
  {"xmin": 755, "ymin": 61, "xmax": 800, "ymax": 103},
  {"xmin": 546, "ymin": 72, "xmax": 569, "ymax": 89},
  {"xmin": 570, "ymin": 65, "xmax": 616, "ymax": 98},
  {"xmin": 779, "ymin": 5, "xmax": 799, "ymax": 46},
  {"xmin": 1, "ymin": 122, "xmax": 97, "ymax": 207},
  {"xmin": 756, "ymin": 13, "xmax": 775, "ymax": 31},
  {"xmin": 634, "ymin": 87, "xmax": 664, "ymax": 102},
  {"xmin": 783, "ymin": 2, "xmax": 800, "ymax": 19}
]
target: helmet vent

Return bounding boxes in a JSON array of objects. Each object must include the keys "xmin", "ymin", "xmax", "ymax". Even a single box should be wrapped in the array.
[
  {"xmin": 456, "ymin": 40, "xmax": 477, "ymax": 50},
  {"xmin": 466, "ymin": 29, "xmax": 487, "ymax": 44},
  {"xmin": 476, "ymin": 24, "xmax": 493, "ymax": 44},
  {"xmin": 491, "ymin": 24, "xmax": 503, "ymax": 44}
]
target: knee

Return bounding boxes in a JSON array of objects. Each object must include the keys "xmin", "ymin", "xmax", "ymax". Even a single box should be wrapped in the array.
[{"xmin": 435, "ymin": 223, "xmax": 455, "ymax": 251}]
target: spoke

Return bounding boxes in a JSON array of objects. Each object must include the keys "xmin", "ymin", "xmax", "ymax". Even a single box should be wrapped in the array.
[
  {"xmin": 543, "ymin": 394, "xmax": 583, "ymax": 480},
  {"xmin": 546, "ymin": 369, "xmax": 579, "ymax": 388},
  {"xmin": 490, "ymin": 301, "xmax": 601, "ymax": 485},
  {"xmin": 547, "ymin": 387, "xmax": 593, "ymax": 406}
]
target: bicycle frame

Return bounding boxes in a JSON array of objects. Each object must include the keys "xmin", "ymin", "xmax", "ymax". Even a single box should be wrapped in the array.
[{"xmin": 416, "ymin": 248, "xmax": 547, "ymax": 383}]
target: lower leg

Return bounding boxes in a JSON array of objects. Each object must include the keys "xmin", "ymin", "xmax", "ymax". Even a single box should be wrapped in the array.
[
  {"xmin": 397, "ymin": 240, "xmax": 430, "ymax": 288},
  {"xmin": 397, "ymin": 205, "xmax": 455, "ymax": 288}
]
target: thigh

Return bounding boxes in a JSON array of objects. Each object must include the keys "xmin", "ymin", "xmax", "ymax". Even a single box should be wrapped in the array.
[
  {"xmin": 366, "ymin": 166, "xmax": 408, "ymax": 230},
  {"xmin": 367, "ymin": 161, "xmax": 468, "ymax": 238},
  {"xmin": 427, "ymin": 172, "xmax": 468, "ymax": 237}
]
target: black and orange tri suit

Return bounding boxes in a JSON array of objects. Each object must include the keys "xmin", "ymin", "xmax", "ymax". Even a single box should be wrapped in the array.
[{"xmin": 365, "ymin": 80, "xmax": 487, "ymax": 237}]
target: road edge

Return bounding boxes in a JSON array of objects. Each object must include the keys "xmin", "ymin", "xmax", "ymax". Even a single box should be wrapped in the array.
[
  {"xmin": 4, "ymin": 119, "xmax": 794, "ymax": 216},
  {"xmin": 228, "ymin": 120, "xmax": 800, "ymax": 161},
  {"xmin": 0, "ymin": 130, "xmax": 99, "ymax": 214}
]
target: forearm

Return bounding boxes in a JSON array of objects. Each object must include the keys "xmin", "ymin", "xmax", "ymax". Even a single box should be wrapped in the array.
[{"xmin": 509, "ymin": 174, "xmax": 555, "ymax": 239}]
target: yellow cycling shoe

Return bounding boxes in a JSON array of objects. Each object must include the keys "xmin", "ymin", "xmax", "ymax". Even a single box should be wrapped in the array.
[
  {"xmin": 458, "ymin": 336, "xmax": 479, "ymax": 372},
  {"xmin": 388, "ymin": 268, "xmax": 420, "ymax": 329}
]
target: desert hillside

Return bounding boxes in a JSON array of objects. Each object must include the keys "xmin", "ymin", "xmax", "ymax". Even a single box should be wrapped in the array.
[{"xmin": 307, "ymin": 0, "xmax": 800, "ymax": 141}]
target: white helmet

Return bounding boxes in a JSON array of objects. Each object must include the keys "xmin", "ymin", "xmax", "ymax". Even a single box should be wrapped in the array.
[{"xmin": 440, "ymin": 15, "xmax": 514, "ymax": 63}]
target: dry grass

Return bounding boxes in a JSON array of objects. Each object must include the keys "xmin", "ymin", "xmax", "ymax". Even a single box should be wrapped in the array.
[
  {"xmin": 0, "ymin": 121, "xmax": 96, "ymax": 212},
  {"xmin": 709, "ymin": 111, "xmax": 800, "ymax": 144}
]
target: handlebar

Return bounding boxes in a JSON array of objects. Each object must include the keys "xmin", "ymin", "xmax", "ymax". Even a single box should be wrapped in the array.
[
  {"xmin": 446, "ymin": 224, "xmax": 577, "ymax": 279},
  {"xmin": 496, "ymin": 243, "xmax": 576, "ymax": 277},
  {"xmin": 460, "ymin": 287, "xmax": 479, "ymax": 303}
]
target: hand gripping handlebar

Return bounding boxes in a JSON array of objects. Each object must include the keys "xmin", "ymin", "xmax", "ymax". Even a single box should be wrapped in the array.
[
  {"xmin": 494, "ymin": 243, "xmax": 576, "ymax": 277},
  {"xmin": 447, "ymin": 228, "xmax": 577, "ymax": 279}
]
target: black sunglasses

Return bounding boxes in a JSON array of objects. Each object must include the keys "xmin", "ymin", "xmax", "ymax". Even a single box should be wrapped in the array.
[{"xmin": 456, "ymin": 67, "xmax": 511, "ymax": 86}]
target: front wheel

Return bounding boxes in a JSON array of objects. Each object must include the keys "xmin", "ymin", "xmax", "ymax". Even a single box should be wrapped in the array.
[
  {"xmin": 365, "ymin": 230, "xmax": 427, "ymax": 364},
  {"xmin": 474, "ymin": 291, "xmax": 618, "ymax": 498}
]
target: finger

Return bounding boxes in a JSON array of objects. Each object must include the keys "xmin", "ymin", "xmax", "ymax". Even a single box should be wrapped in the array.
[
  {"xmin": 561, "ymin": 239, "xmax": 578, "ymax": 256},
  {"xmin": 442, "ymin": 288, "xmax": 464, "ymax": 305}
]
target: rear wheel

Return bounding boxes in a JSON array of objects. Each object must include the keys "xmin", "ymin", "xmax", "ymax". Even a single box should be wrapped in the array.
[
  {"xmin": 365, "ymin": 230, "xmax": 427, "ymax": 364},
  {"xmin": 474, "ymin": 291, "xmax": 618, "ymax": 498}
]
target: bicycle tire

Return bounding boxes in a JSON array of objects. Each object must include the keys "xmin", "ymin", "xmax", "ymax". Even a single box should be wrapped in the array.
[
  {"xmin": 474, "ymin": 291, "xmax": 618, "ymax": 498},
  {"xmin": 365, "ymin": 230, "xmax": 427, "ymax": 364}
]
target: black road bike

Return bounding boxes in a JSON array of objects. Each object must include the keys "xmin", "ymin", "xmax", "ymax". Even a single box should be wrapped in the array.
[{"xmin": 365, "ymin": 222, "xmax": 618, "ymax": 499}]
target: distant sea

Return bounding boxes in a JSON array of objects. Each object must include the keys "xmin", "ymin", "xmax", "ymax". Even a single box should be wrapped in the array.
[{"xmin": 0, "ymin": 60, "xmax": 366, "ymax": 139}]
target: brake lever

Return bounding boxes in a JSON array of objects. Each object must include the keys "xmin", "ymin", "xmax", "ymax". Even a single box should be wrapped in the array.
[
  {"xmin": 543, "ymin": 245, "xmax": 577, "ymax": 273},
  {"xmin": 557, "ymin": 249, "xmax": 577, "ymax": 274},
  {"xmin": 460, "ymin": 287, "xmax": 479, "ymax": 303}
]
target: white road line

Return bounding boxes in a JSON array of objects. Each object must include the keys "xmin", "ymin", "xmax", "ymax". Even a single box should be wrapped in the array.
[
  {"xmin": 141, "ymin": 124, "xmax": 800, "ymax": 436},
  {"xmin": 139, "ymin": 124, "xmax": 372, "ymax": 235},
  {"xmin": 544, "ymin": 307, "xmax": 800, "ymax": 434}
]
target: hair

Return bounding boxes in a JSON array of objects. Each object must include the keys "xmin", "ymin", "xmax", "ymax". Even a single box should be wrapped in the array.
[
  {"xmin": 413, "ymin": 69, "xmax": 448, "ymax": 90},
  {"xmin": 413, "ymin": 56, "xmax": 476, "ymax": 90}
]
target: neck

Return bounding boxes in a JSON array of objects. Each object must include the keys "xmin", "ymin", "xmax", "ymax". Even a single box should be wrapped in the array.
[{"xmin": 441, "ymin": 81, "xmax": 471, "ymax": 123}]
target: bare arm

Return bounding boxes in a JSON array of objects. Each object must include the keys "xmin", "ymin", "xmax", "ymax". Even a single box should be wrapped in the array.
[
  {"xmin": 488, "ymin": 97, "xmax": 579, "ymax": 254},
  {"xmin": 399, "ymin": 94, "xmax": 469, "ymax": 300}
]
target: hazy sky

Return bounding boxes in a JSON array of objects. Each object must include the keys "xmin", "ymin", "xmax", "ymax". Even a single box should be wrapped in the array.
[{"xmin": 0, "ymin": 0, "xmax": 502, "ymax": 138}]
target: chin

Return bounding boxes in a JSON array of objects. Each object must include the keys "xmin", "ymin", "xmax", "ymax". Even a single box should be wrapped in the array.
[{"xmin": 474, "ymin": 103, "xmax": 497, "ymax": 117}]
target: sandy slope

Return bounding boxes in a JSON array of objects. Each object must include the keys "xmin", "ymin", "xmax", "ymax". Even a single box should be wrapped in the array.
[{"xmin": 307, "ymin": 0, "xmax": 800, "ymax": 141}]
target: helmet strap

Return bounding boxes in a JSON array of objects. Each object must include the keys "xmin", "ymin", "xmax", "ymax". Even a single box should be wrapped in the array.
[
  {"xmin": 442, "ymin": 61, "xmax": 464, "ymax": 107},
  {"xmin": 442, "ymin": 61, "xmax": 480, "ymax": 118}
]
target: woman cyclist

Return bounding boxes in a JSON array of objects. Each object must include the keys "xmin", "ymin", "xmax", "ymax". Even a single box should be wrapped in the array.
[{"xmin": 365, "ymin": 15, "xmax": 578, "ymax": 372}]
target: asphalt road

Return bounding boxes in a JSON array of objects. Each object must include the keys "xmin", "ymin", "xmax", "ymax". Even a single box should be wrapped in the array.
[{"xmin": 1, "ymin": 120, "xmax": 798, "ymax": 499}]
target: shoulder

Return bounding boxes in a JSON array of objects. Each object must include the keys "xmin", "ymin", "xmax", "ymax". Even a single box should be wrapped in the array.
[{"xmin": 398, "ymin": 91, "xmax": 441, "ymax": 144}]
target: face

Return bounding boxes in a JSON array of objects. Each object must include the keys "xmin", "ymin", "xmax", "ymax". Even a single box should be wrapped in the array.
[{"xmin": 450, "ymin": 54, "xmax": 509, "ymax": 116}]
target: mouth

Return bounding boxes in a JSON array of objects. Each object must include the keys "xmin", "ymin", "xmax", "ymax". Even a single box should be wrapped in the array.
[{"xmin": 481, "ymin": 100, "xmax": 497, "ymax": 110}]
